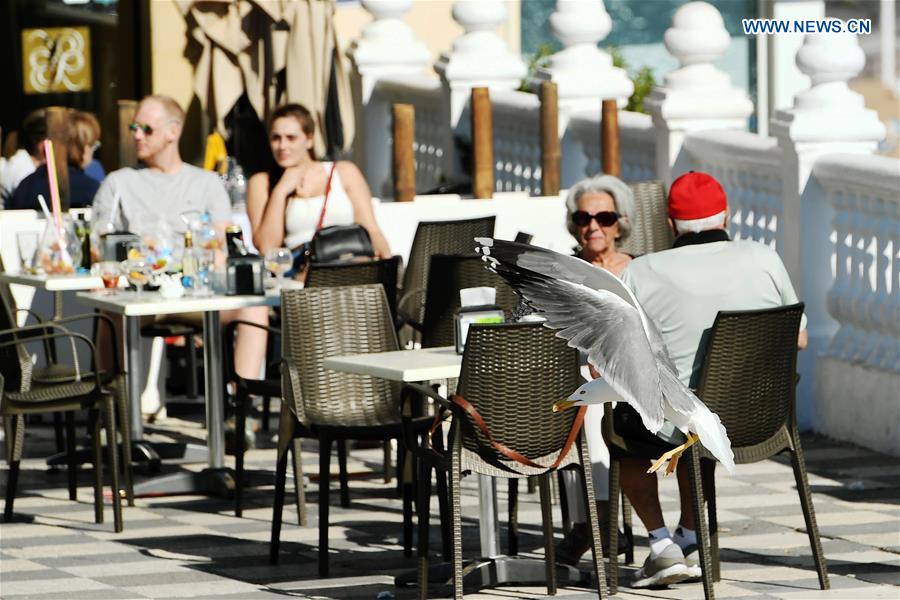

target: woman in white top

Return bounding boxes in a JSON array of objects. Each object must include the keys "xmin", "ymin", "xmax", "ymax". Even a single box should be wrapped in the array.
[{"xmin": 247, "ymin": 103, "xmax": 391, "ymax": 268}]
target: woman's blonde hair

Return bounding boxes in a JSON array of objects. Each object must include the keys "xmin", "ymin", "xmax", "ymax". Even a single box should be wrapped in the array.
[{"xmin": 66, "ymin": 110, "xmax": 100, "ymax": 167}]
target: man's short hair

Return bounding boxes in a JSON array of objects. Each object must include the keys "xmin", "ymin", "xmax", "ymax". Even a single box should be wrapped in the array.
[
  {"xmin": 20, "ymin": 109, "xmax": 48, "ymax": 158},
  {"xmin": 672, "ymin": 210, "xmax": 727, "ymax": 234},
  {"xmin": 139, "ymin": 94, "xmax": 185, "ymax": 124}
]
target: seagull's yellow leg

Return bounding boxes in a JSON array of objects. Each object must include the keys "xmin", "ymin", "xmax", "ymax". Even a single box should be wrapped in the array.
[{"xmin": 647, "ymin": 433, "xmax": 699, "ymax": 475}]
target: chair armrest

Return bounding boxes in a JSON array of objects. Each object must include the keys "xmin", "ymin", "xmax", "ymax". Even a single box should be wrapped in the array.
[
  {"xmin": 276, "ymin": 357, "xmax": 306, "ymax": 424},
  {"xmin": 402, "ymin": 382, "xmax": 452, "ymax": 410},
  {"xmin": 223, "ymin": 319, "xmax": 281, "ymax": 382},
  {"xmin": 14, "ymin": 308, "xmax": 55, "ymax": 358},
  {"xmin": 396, "ymin": 288, "xmax": 426, "ymax": 332},
  {"xmin": 51, "ymin": 312, "xmax": 122, "ymax": 374},
  {"xmin": 0, "ymin": 329, "xmax": 104, "ymax": 393}
]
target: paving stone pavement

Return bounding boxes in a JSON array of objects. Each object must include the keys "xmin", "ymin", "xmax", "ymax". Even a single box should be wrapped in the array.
[{"xmin": 1, "ymin": 404, "xmax": 898, "ymax": 600}]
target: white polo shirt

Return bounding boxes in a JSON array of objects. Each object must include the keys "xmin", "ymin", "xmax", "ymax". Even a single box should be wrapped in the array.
[{"xmin": 621, "ymin": 235, "xmax": 806, "ymax": 387}]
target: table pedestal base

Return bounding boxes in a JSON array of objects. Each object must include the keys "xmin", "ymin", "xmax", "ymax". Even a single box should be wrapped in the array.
[
  {"xmin": 47, "ymin": 441, "xmax": 209, "ymax": 473},
  {"xmin": 395, "ymin": 555, "xmax": 590, "ymax": 594}
]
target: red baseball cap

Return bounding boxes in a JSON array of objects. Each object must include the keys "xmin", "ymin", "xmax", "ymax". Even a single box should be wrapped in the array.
[{"xmin": 668, "ymin": 172, "xmax": 727, "ymax": 220}]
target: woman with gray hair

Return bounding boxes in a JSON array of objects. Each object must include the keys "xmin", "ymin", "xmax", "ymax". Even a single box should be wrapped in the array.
[
  {"xmin": 565, "ymin": 173, "xmax": 636, "ymax": 275},
  {"xmin": 557, "ymin": 173, "xmax": 635, "ymax": 565}
]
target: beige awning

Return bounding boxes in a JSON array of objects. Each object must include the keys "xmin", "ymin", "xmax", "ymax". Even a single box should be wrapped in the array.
[{"xmin": 179, "ymin": 0, "xmax": 354, "ymax": 157}]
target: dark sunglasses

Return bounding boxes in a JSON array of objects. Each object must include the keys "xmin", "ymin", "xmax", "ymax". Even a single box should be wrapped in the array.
[
  {"xmin": 572, "ymin": 210, "xmax": 619, "ymax": 227},
  {"xmin": 128, "ymin": 122, "xmax": 154, "ymax": 135}
]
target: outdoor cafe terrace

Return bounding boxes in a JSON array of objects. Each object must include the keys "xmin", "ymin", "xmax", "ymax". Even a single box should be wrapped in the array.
[{"xmin": 2, "ymin": 1, "xmax": 899, "ymax": 599}]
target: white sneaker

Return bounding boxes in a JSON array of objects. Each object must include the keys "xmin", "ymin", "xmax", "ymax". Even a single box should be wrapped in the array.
[
  {"xmin": 631, "ymin": 544, "xmax": 692, "ymax": 588},
  {"xmin": 682, "ymin": 544, "xmax": 703, "ymax": 580}
]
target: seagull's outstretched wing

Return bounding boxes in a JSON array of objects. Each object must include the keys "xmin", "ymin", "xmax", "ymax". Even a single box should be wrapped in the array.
[
  {"xmin": 482, "ymin": 258, "xmax": 667, "ymax": 432},
  {"xmin": 476, "ymin": 238, "xmax": 694, "ymax": 418}
]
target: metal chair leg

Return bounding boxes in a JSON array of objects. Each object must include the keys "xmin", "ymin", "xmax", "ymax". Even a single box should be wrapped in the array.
[
  {"xmin": 580, "ymin": 436, "xmax": 607, "ymax": 599},
  {"xmin": 90, "ymin": 409, "xmax": 104, "ymax": 525},
  {"xmin": 450, "ymin": 427, "xmax": 463, "ymax": 600},
  {"xmin": 508, "ymin": 478, "xmax": 519, "ymax": 556},
  {"xmin": 607, "ymin": 457, "xmax": 621, "ymax": 593},
  {"xmin": 4, "ymin": 414, "xmax": 25, "ymax": 520},
  {"xmin": 234, "ymin": 387, "xmax": 248, "ymax": 517},
  {"xmin": 318, "ymin": 435, "xmax": 332, "ymax": 578},
  {"xmin": 790, "ymin": 429, "xmax": 830, "ymax": 590},
  {"xmin": 416, "ymin": 457, "xmax": 432, "ymax": 600},
  {"xmin": 538, "ymin": 474, "xmax": 557, "ymax": 595},
  {"xmin": 65, "ymin": 412, "xmax": 77, "ymax": 501},
  {"xmin": 337, "ymin": 439, "xmax": 350, "ymax": 508},
  {"xmin": 687, "ymin": 447, "xmax": 715, "ymax": 600},
  {"xmin": 269, "ymin": 439, "xmax": 289, "ymax": 565},
  {"xmin": 102, "ymin": 397, "xmax": 123, "ymax": 532}
]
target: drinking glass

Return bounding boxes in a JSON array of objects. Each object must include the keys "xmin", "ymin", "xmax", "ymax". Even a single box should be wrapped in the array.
[
  {"xmin": 264, "ymin": 247, "xmax": 293, "ymax": 286},
  {"xmin": 92, "ymin": 261, "xmax": 122, "ymax": 294},
  {"xmin": 16, "ymin": 231, "xmax": 39, "ymax": 273},
  {"xmin": 122, "ymin": 259, "xmax": 152, "ymax": 298},
  {"xmin": 193, "ymin": 249, "xmax": 215, "ymax": 296}
]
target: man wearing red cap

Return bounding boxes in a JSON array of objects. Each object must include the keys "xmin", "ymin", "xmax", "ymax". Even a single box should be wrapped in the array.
[{"xmin": 615, "ymin": 171, "xmax": 807, "ymax": 587}]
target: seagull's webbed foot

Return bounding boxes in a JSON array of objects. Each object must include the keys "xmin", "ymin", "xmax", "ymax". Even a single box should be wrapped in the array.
[{"xmin": 647, "ymin": 433, "xmax": 699, "ymax": 476}]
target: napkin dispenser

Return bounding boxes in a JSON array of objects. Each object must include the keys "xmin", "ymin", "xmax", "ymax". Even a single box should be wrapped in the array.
[
  {"xmin": 103, "ymin": 232, "xmax": 141, "ymax": 261},
  {"xmin": 226, "ymin": 255, "xmax": 265, "ymax": 296},
  {"xmin": 454, "ymin": 287, "xmax": 504, "ymax": 354}
]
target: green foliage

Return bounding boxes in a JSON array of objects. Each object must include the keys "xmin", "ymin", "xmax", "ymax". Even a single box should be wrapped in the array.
[
  {"xmin": 518, "ymin": 42, "xmax": 556, "ymax": 92},
  {"xmin": 518, "ymin": 43, "xmax": 656, "ymax": 115}
]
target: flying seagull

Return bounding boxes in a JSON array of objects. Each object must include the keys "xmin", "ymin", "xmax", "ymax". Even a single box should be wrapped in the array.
[{"xmin": 476, "ymin": 238, "xmax": 735, "ymax": 475}]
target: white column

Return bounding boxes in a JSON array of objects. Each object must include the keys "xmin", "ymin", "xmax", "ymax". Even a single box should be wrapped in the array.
[
  {"xmin": 881, "ymin": 0, "xmax": 897, "ymax": 91},
  {"xmin": 646, "ymin": 1, "xmax": 753, "ymax": 185},
  {"xmin": 529, "ymin": 0, "xmax": 633, "ymax": 111},
  {"xmin": 348, "ymin": 0, "xmax": 431, "ymax": 187},
  {"xmin": 766, "ymin": 0, "xmax": 826, "ymax": 115},
  {"xmin": 770, "ymin": 24, "xmax": 886, "ymax": 430},
  {"xmin": 434, "ymin": 0, "xmax": 527, "ymax": 128}
]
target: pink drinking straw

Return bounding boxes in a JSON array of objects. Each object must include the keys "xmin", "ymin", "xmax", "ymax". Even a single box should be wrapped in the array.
[{"xmin": 43, "ymin": 140, "xmax": 62, "ymax": 233}]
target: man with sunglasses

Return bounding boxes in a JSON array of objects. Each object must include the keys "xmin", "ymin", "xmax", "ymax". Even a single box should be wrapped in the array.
[
  {"xmin": 92, "ymin": 95, "xmax": 231, "ymax": 232},
  {"xmin": 614, "ymin": 171, "xmax": 807, "ymax": 588},
  {"xmin": 91, "ymin": 95, "xmax": 269, "ymax": 419}
]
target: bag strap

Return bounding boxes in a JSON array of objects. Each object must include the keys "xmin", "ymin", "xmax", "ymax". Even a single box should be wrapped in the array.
[
  {"xmin": 450, "ymin": 393, "xmax": 586, "ymax": 472},
  {"xmin": 314, "ymin": 162, "xmax": 337, "ymax": 232}
]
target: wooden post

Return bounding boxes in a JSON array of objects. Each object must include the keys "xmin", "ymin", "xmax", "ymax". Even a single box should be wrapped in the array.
[
  {"xmin": 601, "ymin": 99, "xmax": 621, "ymax": 177},
  {"xmin": 471, "ymin": 87, "xmax": 494, "ymax": 199},
  {"xmin": 392, "ymin": 103, "xmax": 416, "ymax": 202},
  {"xmin": 45, "ymin": 107, "xmax": 70, "ymax": 210},
  {"xmin": 118, "ymin": 100, "xmax": 138, "ymax": 168},
  {"xmin": 540, "ymin": 81, "xmax": 560, "ymax": 197}
]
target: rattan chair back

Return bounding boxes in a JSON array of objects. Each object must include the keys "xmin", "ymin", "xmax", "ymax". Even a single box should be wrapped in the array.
[
  {"xmin": 695, "ymin": 303, "xmax": 804, "ymax": 460},
  {"xmin": 306, "ymin": 256, "xmax": 400, "ymax": 319},
  {"xmin": 0, "ymin": 285, "xmax": 32, "ymax": 393},
  {"xmin": 617, "ymin": 181, "xmax": 673, "ymax": 257},
  {"xmin": 400, "ymin": 216, "xmax": 496, "ymax": 323},
  {"xmin": 421, "ymin": 254, "xmax": 519, "ymax": 348},
  {"xmin": 280, "ymin": 285, "xmax": 400, "ymax": 427},
  {"xmin": 454, "ymin": 322, "xmax": 581, "ymax": 474}
]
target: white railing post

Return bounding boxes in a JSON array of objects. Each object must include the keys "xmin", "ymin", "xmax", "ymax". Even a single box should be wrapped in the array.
[
  {"xmin": 770, "ymin": 23, "xmax": 886, "ymax": 430},
  {"xmin": 348, "ymin": 0, "xmax": 431, "ymax": 186},
  {"xmin": 434, "ymin": 0, "xmax": 526, "ymax": 183},
  {"xmin": 646, "ymin": 1, "xmax": 753, "ymax": 186},
  {"xmin": 530, "ymin": 0, "xmax": 632, "ymax": 109}
]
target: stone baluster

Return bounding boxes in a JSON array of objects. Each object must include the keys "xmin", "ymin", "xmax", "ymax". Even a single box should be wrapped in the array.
[
  {"xmin": 646, "ymin": 1, "xmax": 753, "ymax": 186},
  {"xmin": 348, "ymin": 0, "xmax": 431, "ymax": 185},
  {"xmin": 434, "ymin": 0, "xmax": 526, "ymax": 184},
  {"xmin": 771, "ymin": 23, "xmax": 886, "ymax": 429},
  {"xmin": 530, "ymin": 0, "xmax": 632, "ymax": 111}
]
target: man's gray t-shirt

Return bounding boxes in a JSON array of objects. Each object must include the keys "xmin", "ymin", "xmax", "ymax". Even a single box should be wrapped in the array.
[{"xmin": 92, "ymin": 164, "xmax": 230, "ymax": 233}]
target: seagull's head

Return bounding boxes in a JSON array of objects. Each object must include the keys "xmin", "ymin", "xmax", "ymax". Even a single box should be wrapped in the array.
[{"xmin": 551, "ymin": 382, "xmax": 595, "ymax": 412}]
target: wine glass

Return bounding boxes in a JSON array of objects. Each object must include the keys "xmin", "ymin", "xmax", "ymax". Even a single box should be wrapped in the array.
[
  {"xmin": 122, "ymin": 259, "xmax": 152, "ymax": 298},
  {"xmin": 92, "ymin": 261, "xmax": 122, "ymax": 294},
  {"xmin": 264, "ymin": 247, "xmax": 293, "ymax": 287}
]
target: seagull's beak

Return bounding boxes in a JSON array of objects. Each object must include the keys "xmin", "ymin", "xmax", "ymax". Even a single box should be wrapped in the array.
[{"xmin": 552, "ymin": 399, "xmax": 578, "ymax": 413}]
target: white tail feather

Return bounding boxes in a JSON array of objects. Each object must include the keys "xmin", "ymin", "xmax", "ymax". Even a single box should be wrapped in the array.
[{"xmin": 690, "ymin": 404, "xmax": 735, "ymax": 473}]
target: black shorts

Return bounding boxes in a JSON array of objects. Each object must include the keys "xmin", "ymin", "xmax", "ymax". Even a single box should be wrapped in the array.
[{"xmin": 610, "ymin": 404, "xmax": 681, "ymax": 459}]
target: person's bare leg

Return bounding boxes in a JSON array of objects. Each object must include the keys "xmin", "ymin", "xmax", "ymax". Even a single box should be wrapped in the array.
[
  {"xmin": 220, "ymin": 306, "xmax": 269, "ymax": 379},
  {"xmin": 96, "ymin": 310, "xmax": 125, "ymax": 373},
  {"xmin": 620, "ymin": 456, "xmax": 665, "ymax": 531}
]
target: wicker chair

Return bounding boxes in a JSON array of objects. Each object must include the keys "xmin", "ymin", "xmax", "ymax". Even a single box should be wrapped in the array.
[
  {"xmin": 226, "ymin": 257, "xmax": 401, "ymax": 518},
  {"xmin": 605, "ymin": 303, "xmax": 829, "ymax": 597},
  {"xmin": 270, "ymin": 285, "xmax": 432, "ymax": 577},
  {"xmin": 397, "ymin": 217, "xmax": 496, "ymax": 339},
  {"xmin": 0, "ymin": 283, "xmax": 134, "ymax": 506},
  {"xmin": 404, "ymin": 322, "xmax": 607, "ymax": 599},
  {"xmin": 617, "ymin": 181, "xmax": 672, "ymax": 257},
  {"xmin": 1, "ymin": 320, "xmax": 124, "ymax": 532}
]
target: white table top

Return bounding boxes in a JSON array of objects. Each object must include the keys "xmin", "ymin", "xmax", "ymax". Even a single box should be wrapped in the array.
[
  {"xmin": 323, "ymin": 346, "xmax": 462, "ymax": 382},
  {"xmin": 75, "ymin": 289, "xmax": 281, "ymax": 316},
  {"xmin": 0, "ymin": 271, "xmax": 103, "ymax": 291}
]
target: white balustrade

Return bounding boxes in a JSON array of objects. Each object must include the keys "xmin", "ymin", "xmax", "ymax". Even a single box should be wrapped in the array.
[
  {"xmin": 563, "ymin": 110, "xmax": 656, "ymax": 185},
  {"xmin": 815, "ymin": 155, "xmax": 900, "ymax": 372},
  {"xmin": 489, "ymin": 90, "xmax": 542, "ymax": 194},
  {"xmin": 678, "ymin": 130, "xmax": 784, "ymax": 251},
  {"xmin": 365, "ymin": 75, "xmax": 447, "ymax": 199}
]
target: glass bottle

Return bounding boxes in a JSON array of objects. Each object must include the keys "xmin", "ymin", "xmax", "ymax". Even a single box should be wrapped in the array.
[{"xmin": 182, "ymin": 230, "xmax": 196, "ymax": 288}]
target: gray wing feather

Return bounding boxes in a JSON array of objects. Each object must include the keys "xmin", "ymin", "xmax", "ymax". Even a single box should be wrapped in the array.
[{"xmin": 513, "ymin": 275, "xmax": 666, "ymax": 433}]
